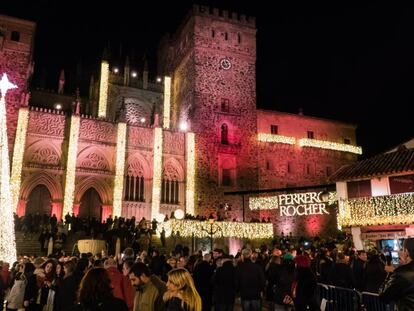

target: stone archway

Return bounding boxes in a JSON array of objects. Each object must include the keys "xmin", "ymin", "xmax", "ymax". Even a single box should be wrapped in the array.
[
  {"xmin": 26, "ymin": 185, "xmax": 52, "ymax": 216},
  {"xmin": 79, "ymin": 188, "xmax": 102, "ymax": 220}
]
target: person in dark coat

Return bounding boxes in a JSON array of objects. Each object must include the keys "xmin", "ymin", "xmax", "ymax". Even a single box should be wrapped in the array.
[
  {"xmin": 55, "ymin": 261, "xmax": 78, "ymax": 311},
  {"xmin": 365, "ymin": 253, "xmax": 387, "ymax": 293},
  {"xmin": 380, "ymin": 238, "xmax": 414, "ymax": 311},
  {"xmin": 69, "ymin": 268, "xmax": 128, "ymax": 311},
  {"xmin": 193, "ymin": 254, "xmax": 214, "ymax": 311},
  {"xmin": 212, "ymin": 258, "xmax": 236, "ymax": 311},
  {"xmin": 330, "ymin": 252, "xmax": 354, "ymax": 288},
  {"xmin": 235, "ymin": 248, "xmax": 265, "ymax": 311},
  {"xmin": 292, "ymin": 256, "xmax": 320, "ymax": 311},
  {"xmin": 352, "ymin": 250, "xmax": 367, "ymax": 291},
  {"xmin": 273, "ymin": 258, "xmax": 295, "ymax": 311}
]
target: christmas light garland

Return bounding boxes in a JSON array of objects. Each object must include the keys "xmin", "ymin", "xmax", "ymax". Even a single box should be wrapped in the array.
[
  {"xmin": 151, "ymin": 127, "xmax": 163, "ymax": 219},
  {"xmin": 257, "ymin": 133, "xmax": 296, "ymax": 144},
  {"xmin": 163, "ymin": 76, "xmax": 171, "ymax": 129},
  {"xmin": 298, "ymin": 138, "xmax": 362, "ymax": 154},
  {"xmin": 185, "ymin": 132, "xmax": 195, "ymax": 215},
  {"xmin": 338, "ymin": 193, "xmax": 414, "ymax": 227},
  {"xmin": 98, "ymin": 60, "xmax": 109, "ymax": 118},
  {"xmin": 113, "ymin": 122, "xmax": 126, "ymax": 217}
]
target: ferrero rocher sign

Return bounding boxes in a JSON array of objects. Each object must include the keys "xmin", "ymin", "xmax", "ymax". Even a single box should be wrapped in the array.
[{"xmin": 249, "ymin": 191, "xmax": 333, "ymax": 216}]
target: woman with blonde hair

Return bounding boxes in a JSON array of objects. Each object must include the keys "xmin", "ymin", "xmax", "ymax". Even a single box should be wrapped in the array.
[{"xmin": 163, "ymin": 268, "xmax": 202, "ymax": 311}]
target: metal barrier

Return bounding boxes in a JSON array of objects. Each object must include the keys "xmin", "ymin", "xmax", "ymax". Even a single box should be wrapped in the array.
[
  {"xmin": 361, "ymin": 292, "xmax": 395, "ymax": 311},
  {"xmin": 317, "ymin": 283, "xmax": 360, "ymax": 311},
  {"xmin": 317, "ymin": 284, "xmax": 395, "ymax": 311}
]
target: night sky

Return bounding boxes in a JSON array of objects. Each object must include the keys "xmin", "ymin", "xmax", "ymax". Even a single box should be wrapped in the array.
[{"xmin": 1, "ymin": 1, "xmax": 413, "ymax": 158}]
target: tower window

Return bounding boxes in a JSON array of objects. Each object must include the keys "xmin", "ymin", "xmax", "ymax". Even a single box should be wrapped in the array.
[
  {"xmin": 287, "ymin": 162, "xmax": 294, "ymax": 174},
  {"xmin": 212, "ymin": 29, "xmax": 215, "ymax": 38},
  {"xmin": 221, "ymin": 98, "xmax": 229, "ymax": 112},
  {"xmin": 124, "ymin": 175, "xmax": 145, "ymax": 202},
  {"xmin": 307, "ymin": 131, "xmax": 314, "ymax": 139},
  {"xmin": 237, "ymin": 33, "xmax": 241, "ymax": 44},
  {"xmin": 221, "ymin": 123, "xmax": 229, "ymax": 145},
  {"xmin": 222, "ymin": 169, "xmax": 232, "ymax": 186},
  {"xmin": 344, "ymin": 138, "xmax": 351, "ymax": 144},
  {"xmin": 224, "ymin": 32, "xmax": 228, "ymax": 40},
  {"xmin": 161, "ymin": 179, "xmax": 180, "ymax": 204},
  {"xmin": 11, "ymin": 31, "xmax": 20, "ymax": 42},
  {"xmin": 270, "ymin": 125, "xmax": 278, "ymax": 134}
]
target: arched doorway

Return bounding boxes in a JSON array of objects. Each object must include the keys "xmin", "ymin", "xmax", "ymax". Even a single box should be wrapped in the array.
[
  {"xmin": 26, "ymin": 185, "xmax": 52, "ymax": 216},
  {"xmin": 79, "ymin": 188, "xmax": 102, "ymax": 220}
]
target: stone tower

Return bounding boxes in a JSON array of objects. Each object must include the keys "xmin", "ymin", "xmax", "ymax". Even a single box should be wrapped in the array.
[
  {"xmin": 159, "ymin": 5, "xmax": 258, "ymax": 216},
  {"xmin": 0, "ymin": 15, "xmax": 35, "ymax": 152}
]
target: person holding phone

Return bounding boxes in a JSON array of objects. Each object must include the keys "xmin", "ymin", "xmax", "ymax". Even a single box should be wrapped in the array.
[{"xmin": 379, "ymin": 238, "xmax": 414, "ymax": 310}]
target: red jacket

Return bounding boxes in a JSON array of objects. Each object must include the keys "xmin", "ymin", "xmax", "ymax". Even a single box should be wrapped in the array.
[{"xmin": 106, "ymin": 266, "xmax": 134, "ymax": 310}]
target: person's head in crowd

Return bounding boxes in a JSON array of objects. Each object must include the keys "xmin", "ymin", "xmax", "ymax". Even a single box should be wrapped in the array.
[
  {"xmin": 401, "ymin": 238, "xmax": 414, "ymax": 264},
  {"xmin": 63, "ymin": 261, "xmax": 75, "ymax": 277},
  {"xmin": 336, "ymin": 252, "xmax": 346, "ymax": 264},
  {"xmin": 203, "ymin": 253, "xmax": 211, "ymax": 263},
  {"xmin": 56, "ymin": 262, "xmax": 64, "ymax": 277},
  {"xmin": 212, "ymin": 248, "xmax": 223, "ymax": 260},
  {"xmin": 152, "ymin": 249, "xmax": 159, "ymax": 257},
  {"xmin": 122, "ymin": 259, "xmax": 134, "ymax": 276},
  {"xmin": 41, "ymin": 259, "xmax": 57, "ymax": 279},
  {"xmin": 295, "ymin": 254, "xmax": 311, "ymax": 268},
  {"xmin": 164, "ymin": 268, "xmax": 202, "ymax": 311},
  {"xmin": 357, "ymin": 250, "xmax": 368, "ymax": 262},
  {"xmin": 241, "ymin": 248, "xmax": 252, "ymax": 261},
  {"xmin": 251, "ymin": 251, "xmax": 259, "ymax": 263},
  {"xmin": 167, "ymin": 257, "xmax": 178, "ymax": 269},
  {"xmin": 104, "ymin": 257, "xmax": 117, "ymax": 269},
  {"xmin": 23, "ymin": 262, "xmax": 35, "ymax": 277},
  {"xmin": 80, "ymin": 253, "xmax": 88, "ymax": 260},
  {"xmin": 128, "ymin": 262, "xmax": 151, "ymax": 290},
  {"xmin": 177, "ymin": 256, "xmax": 187, "ymax": 268},
  {"xmin": 78, "ymin": 268, "xmax": 114, "ymax": 307},
  {"xmin": 123, "ymin": 247, "xmax": 135, "ymax": 261},
  {"xmin": 33, "ymin": 257, "xmax": 45, "ymax": 269},
  {"xmin": 93, "ymin": 259, "xmax": 103, "ymax": 268}
]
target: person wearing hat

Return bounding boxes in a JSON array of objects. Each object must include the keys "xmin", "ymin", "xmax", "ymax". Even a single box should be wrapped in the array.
[{"xmin": 291, "ymin": 255, "xmax": 319, "ymax": 311}]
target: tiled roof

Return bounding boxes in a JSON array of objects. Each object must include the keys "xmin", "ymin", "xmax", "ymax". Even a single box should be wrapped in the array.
[{"xmin": 330, "ymin": 146, "xmax": 414, "ymax": 182}]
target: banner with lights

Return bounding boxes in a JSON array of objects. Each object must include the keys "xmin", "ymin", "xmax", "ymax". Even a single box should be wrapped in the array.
[{"xmin": 249, "ymin": 191, "xmax": 336, "ymax": 217}]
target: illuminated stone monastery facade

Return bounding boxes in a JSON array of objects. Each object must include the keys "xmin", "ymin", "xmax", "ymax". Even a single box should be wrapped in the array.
[{"xmin": 0, "ymin": 6, "xmax": 362, "ymax": 236}]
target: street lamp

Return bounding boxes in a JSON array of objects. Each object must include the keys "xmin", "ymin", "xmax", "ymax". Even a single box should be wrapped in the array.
[{"xmin": 204, "ymin": 218, "xmax": 222, "ymax": 252}]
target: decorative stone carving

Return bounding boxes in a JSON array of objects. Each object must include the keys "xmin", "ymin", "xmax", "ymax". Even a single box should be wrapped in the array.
[
  {"xmin": 79, "ymin": 152, "xmax": 109, "ymax": 171},
  {"xmin": 163, "ymin": 163, "xmax": 181, "ymax": 181},
  {"xmin": 28, "ymin": 111, "xmax": 65, "ymax": 136},
  {"xmin": 164, "ymin": 131, "xmax": 184, "ymax": 155},
  {"xmin": 80, "ymin": 119, "xmax": 115, "ymax": 143},
  {"xmin": 127, "ymin": 159, "xmax": 145, "ymax": 176},
  {"xmin": 128, "ymin": 126, "xmax": 153, "ymax": 148},
  {"xmin": 29, "ymin": 146, "xmax": 60, "ymax": 166}
]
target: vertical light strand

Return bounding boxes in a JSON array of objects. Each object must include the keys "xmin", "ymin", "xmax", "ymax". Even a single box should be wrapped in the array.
[
  {"xmin": 186, "ymin": 132, "xmax": 195, "ymax": 215},
  {"xmin": 163, "ymin": 76, "xmax": 171, "ymax": 129},
  {"xmin": 62, "ymin": 115, "xmax": 80, "ymax": 217},
  {"xmin": 113, "ymin": 122, "xmax": 127, "ymax": 217},
  {"xmin": 10, "ymin": 107, "xmax": 29, "ymax": 212},
  {"xmin": 151, "ymin": 127, "xmax": 163, "ymax": 219},
  {"xmin": 0, "ymin": 73, "xmax": 17, "ymax": 264},
  {"xmin": 98, "ymin": 60, "xmax": 109, "ymax": 118}
]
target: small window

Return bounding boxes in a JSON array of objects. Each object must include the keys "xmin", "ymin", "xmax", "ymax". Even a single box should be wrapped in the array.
[
  {"xmin": 270, "ymin": 125, "xmax": 278, "ymax": 134},
  {"xmin": 266, "ymin": 160, "xmax": 273, "ymax": 170},
  {"xmin": 307, "ymin": 131, "xmax": 314, "ymax": 139},
  {"xmin": 237, "ymin": 33, "xmax": 241, "ymax": 44},
  {"xmin": 389, "ymin": 174, "xmax": 414, "ymax": 194},
  {"xmin": 287, "ymin": 162, "xmax": 293, "ymax": 174},
  {"xmin": 221, "ymin": 123, "xmax": 229, "ymax": 145},
  {"xmin": 344, "ymin": 138, "xmax": 351, "ymax": 145},
  {"xmin": 222, "ymin": 169, "xmax": 232, "ymax": 186},
  {"xmin": 224, "ymin": 32, "xmax": 228, "ymax": 40},
  {"xmin": 306, "ymin": 164, "xmax": 311, "ymax": 175},
  {"xmin": 211, "ymin": 29, "xmax": 215, "ymax": 38},
  {"xmin": 347, "ymin": 180, "xmax": 371, "ymax": 198},
  {"xmin": 11, "ymin": 31, "xmax": 20, "ymax": 42},
  {"xmin": 221, "ymin": 98, "xmax": 229, "ymax": 112}
]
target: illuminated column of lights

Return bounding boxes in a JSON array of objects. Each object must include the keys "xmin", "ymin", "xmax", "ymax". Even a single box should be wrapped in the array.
[
  {"xmin": 298, "ymin": 138, "xmax": 362, "ymax": 154},
  {"xmin": 257, "ymin": 133, "xmax": 296, "ymax": 144},
  {"xmin": 151, "ymin": 127, "xmax": 163, "ymax": 219},
  {"xmin": 163, "ymin": 76, "xmax": 171, "ymax": 129},
  {"xmin": 112, "ymin": 122, "xmax": 127, "ymax": 217},
  {"xmin": 185, "ymin": 132, "xmax": 195, "ymax": 215},
  {"xmin": 98, "ymin": 60, "xmax": 109, "ymax": 118},
  {"xmin": 10, "ymin": 107, "xmax": 29, "ymax": 212},
  {"xmin": 62, "ymin": 115, "xmax": 80, "ymax": 217},
  {"xmin": 0, "ymin": 73, "xmax": 17, "ymax": 264}
]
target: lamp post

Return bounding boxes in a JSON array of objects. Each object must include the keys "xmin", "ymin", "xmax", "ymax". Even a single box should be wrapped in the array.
[{"xmin": 206, "ymin": 218, "xmax": 222, "ymax": 252}]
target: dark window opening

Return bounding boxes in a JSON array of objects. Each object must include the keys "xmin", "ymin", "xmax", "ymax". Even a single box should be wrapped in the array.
[
  {"xmin": 124, "ymin": 175, "xmax": 145, "ymax": 202},
  {"xmin": 237, "ymin": 33, "xmax": 241, "ymax": 44},
  {"xmin": 221, "ymin": 123, "xmax": 229, "ymax": 145},
  {"xmin": 222, "ymin": 169, "xmax": 232, "ymax": 186},
  {"xmin": 347, "ymin": 180, "xmax": 371, "ymax": 198},
  {"xmin": 344, "ymin": 138, "xmax": 351, "ymax": 144},
  {"xmin": 11, "ymin": 31, "xmax": 20, "ymax": 42},
  {"xmin": 287, "ymin": 162, "xmax": 293, "ymax": 174},
  {"xmin": 389, "ymin": 174, "xmax": 414, "ymax": 194},
  {"xmin": 224, "ymin": 32, "xmax": 228, "ymax": 40},
  {"xmin": 270, "ymin": 125, "xmax": 278, "ymax": 134},
  {"xmin": 221, "ymin": 98, "xmax": 229, "ymax": 112},
  {"xmin": 161, "ymin": 179, "xmax": 179, "ymax": 204},
  {"xmin": 211, "ymin": 29, "xmax": 215, "ymax": 38},
  {"xmin": 307, "ymin": 131, "xmax": 314, "ymax": 139}
]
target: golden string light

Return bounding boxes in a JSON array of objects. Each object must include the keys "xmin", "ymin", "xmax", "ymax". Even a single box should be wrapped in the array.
[
  {"xmin": 338, "ymin": 193, "xmax": 414, "ymax": 227},
  {"xmin": 10, "ymin": 107, "xmax": 29, "ymax": 212},
  {"xmin": 62, "ymin": 115, "xmax": 80, "ymax": 217},
  {"xmin": 113, "ymin": 122, "xmax": 127, "ymax": 217},
  {"xmin": 159, "ymin": 219, "xmax": 273, "ymax": 239},
  {"xmin": 98, "ymin": 60, "xmax": 109, "ymax": 118},
  {"xmin": 151, "ymin": 127, "xmax": 163, "ymax": 219},
  {"xmin": 298, "ymin": 138, "xmax": 362, "ymax": 154},
  {"xmin": 185, "ymin": 132, "xmax": 195, "ymax": 215},
  {"xmin": 0, "ymin": 73, "xmax": 17, "ymax": 264},
  {"xmin": 163, "ymin": 76, "xmax": 171, "ymax": 129},
  {"xmin": 257, "ymin": 133, "xmax": 296, "ymax": 144}
]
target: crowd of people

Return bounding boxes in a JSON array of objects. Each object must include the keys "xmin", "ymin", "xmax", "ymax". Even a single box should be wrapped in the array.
[{"xmin": 2, "ymin": 214, "xmax": 414, "ymax": 310}]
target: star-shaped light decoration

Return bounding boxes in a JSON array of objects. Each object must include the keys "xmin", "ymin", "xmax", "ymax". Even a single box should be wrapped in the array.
[{"xmin": 0, "ymin": 73, "xmax": 17, "ymax": 99}]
